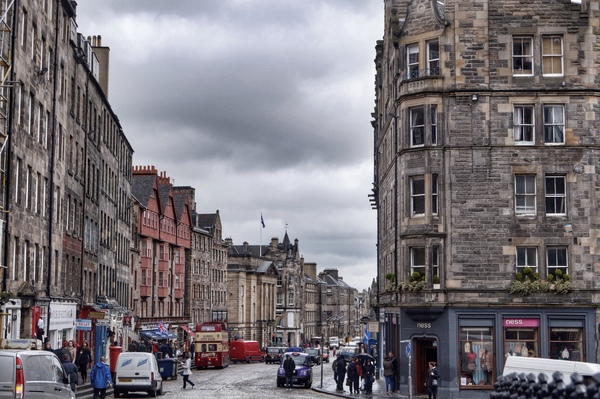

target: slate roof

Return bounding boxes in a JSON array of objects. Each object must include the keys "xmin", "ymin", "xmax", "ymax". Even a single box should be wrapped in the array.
[{"xmin": 131, "ymin": 175, "xmax": 157, "ymax": 208}]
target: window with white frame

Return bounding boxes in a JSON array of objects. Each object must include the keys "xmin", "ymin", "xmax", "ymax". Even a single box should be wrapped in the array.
[
  {"xmin": 276, "ymin": 293, "xmax": 283, "ymax": 305},
  {"xmin": 411, "ymin": 176, "xmax": 425, "ymax": 216},
  {"xmin": 516, "ymin": 247, "xmax": 538, "ymax": 274},
  {"xmin": 276, "ymin": 275, "xmax": 282, "ymax": 287},
  {"xmin": 513, "ymin": 37, "xmax": 533, "ymax": 75},
  {"xmin": 514, "ymin": 105, "xmax": 534, "ymax": 144},
  {"xmin": 427, "ymin": 40, "xmax": 439, "ymax": 75},
  {"xmin": 432, "ymin": 245, "xmax": 439, "ymax": 279},
  {"xmin": 515, "ymin": 175, "xmax": 536, "ymax": 215},
  {"xmin": 543, "ymin": 105, "xmax": 564, "ymax": 144},
  {"xmin": 542, "ymin": 35, "xmax": 563, "ymax": 76},
  {"xmin": 431, "ymin": 105, "xmax": 438, "ymax": 145},
  {"xmin": 288, "ymin": 291, "xmax": 294, "ymax": 306},
  {"xmin": 410, "ymin": 106, "xmax": 425, "ymax": 147},
  {"xmin": 545, "ymin": 175, "xmax": 566, "ymax": 215},
  {"xmin": 410, "ymin": 247, "xmax": 426, "ymax": 279},
  {"xmin": 547, "ymin": 247, "xmax": 567, "ymax": 277},
  {"xmin": 407, "ymin": 44, "xmax": 419, "ymax": 78},
  {"xmin": 432, "ymin": 174, "xmax": 438, "ymax": 215}
]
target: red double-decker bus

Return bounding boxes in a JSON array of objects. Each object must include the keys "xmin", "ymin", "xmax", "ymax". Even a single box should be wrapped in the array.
[{"xmin": 194, "ymin": 322, "xmax": 230, "ymax": 369}]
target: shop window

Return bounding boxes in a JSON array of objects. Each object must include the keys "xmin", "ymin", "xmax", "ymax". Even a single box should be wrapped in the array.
[
  {"xmin": 459, "ymin": 326, "xmax": 494, "ymax": 388},
  {"xmin": 503, "ymin": 318, "xmax": 539, "ymax": 358},
  {"xmin": 549, "ymin": 327, "xmax": 583, "ymax": 361}
]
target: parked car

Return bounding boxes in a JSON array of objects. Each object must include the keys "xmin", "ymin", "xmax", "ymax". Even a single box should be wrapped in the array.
[
  {"xmin": 0, "ymin": 339, "xmax": 75, "ymax": 399},
  {"xmin": 337, "ymin": 347, "xmax": 358, "ymax": 362},
  {"xmin": 265, "ymin": 347, "xmax": 286, "ymax": 364},
  {"xmin": 321, "ymin": 347, "xmax": 330, "ymax": 363},
  {"xmin": 114, "ymin": 352, "xmax": 163, "ymax": 398},
  {"xmin": 304, "ymin": 348, "xmax": 321, "ymax": 365},
  {"xmin": 276, "ymin": 352, "xmax": 313, "ymax": 388}
]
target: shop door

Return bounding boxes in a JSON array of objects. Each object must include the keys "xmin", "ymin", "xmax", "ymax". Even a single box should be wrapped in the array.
[{"xmin": 414, "ymin": 338, "xmax": 437, "ymax": 396}]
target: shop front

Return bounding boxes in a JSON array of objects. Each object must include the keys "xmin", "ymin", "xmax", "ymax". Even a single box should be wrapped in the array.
[
  {"xmin": 48, "ymin": 300, "xmax": 78, "ymax": 350},
  {"xmin": 392, "ymin": 307, "xmax": 596, "ymax": 399}
]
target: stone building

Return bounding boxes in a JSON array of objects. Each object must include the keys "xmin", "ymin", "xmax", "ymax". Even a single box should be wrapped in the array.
[
  {"xmin": 319, "ymin": 269, "xmax": 357, "ymax": 343},
  {"xmin": 373, "ymin": 0, "xmax": 600, "ymax": 397},
  {"xmin": 130, "ymin": 166, "xmax": 189, "ymax": 336},
  {"xmin": 0, "ymin": 0, "xmax": 132, "ymax": 358}
]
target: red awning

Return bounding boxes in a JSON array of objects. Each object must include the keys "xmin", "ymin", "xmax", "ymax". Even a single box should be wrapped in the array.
[{"xmin": 179, "ymin": 325, "xmax": 193, "ymax": 335}]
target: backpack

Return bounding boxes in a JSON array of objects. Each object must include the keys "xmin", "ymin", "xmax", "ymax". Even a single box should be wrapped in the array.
[{"xmin": 347, "ymin": 362, "xmax": 357, "ymax": 379}]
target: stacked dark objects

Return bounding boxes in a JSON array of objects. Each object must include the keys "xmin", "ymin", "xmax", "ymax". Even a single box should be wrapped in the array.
[{"xmin": 491, "ymin": 371, "xmax": 598, "ymax": 399}]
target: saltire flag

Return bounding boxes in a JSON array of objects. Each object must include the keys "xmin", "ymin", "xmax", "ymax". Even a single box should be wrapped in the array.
[
  {"xmin": 363, "ymin": 323, "xmax": 372, "ymax": 345},
  {"xmin": 158, "ymin": 321, "xmax": 167, "ymax": 333},
  {"xmin": 261, "ymin": 213, "xmax": 265, "ymax": 228}
]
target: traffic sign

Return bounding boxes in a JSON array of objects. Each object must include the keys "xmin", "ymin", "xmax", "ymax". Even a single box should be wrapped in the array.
[{"xmin": 405, "ymin": 342, "xmax": 411, "ymax": 357}]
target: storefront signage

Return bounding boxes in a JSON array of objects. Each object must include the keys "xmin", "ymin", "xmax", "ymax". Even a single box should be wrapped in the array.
[
  {"xmin": 368, "ymin": 322, "xmax": 379, "ymax": 333},
  {"xmin": 76, "ymin": 319, "xmax": 92, "ymax": 331},
  {"xmin": 89, "ymin": 311, "xmax": 106, "ymax": 319},
  {"xmin": 416, "ymin": 322, "xmax": 432, "ymax": 329},
  {"xmin": 503, "ymin": 318, "xmax": 539, "ymax": 327},
  {"xmin": 49, "ymin": 303, "xmax": 77, "ymax": 330}
]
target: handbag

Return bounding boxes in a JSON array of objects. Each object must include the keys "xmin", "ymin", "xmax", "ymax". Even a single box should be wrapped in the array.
[
  {"xmin": 433, "ymin": 379, "xmax": 438, "ymax": 386},
  {"xmin": 346, "ymin": 378, "xmax": 351, "ymax": 386}
]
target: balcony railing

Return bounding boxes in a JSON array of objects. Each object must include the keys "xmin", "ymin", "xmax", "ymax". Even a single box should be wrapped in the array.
[{"xmin": 402, "ymin": 67, "xmax": 440, "ymax": 81}]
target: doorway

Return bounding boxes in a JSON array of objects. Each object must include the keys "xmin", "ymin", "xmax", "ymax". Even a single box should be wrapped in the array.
[{"xmin": 413, "ymin": 337, "xmax": 438, "ymax": 396}]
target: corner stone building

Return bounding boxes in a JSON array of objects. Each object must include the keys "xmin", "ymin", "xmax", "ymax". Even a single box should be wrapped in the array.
[{"xmin": 373, "ymin": 1, "xmax": 600, "ymax": 398}]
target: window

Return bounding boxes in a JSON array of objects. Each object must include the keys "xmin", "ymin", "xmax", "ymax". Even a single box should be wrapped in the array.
[
  {"xmin": 427, "ymin": 40, "xmax": 439, "ymax": 75},
  {"xmin": 514, "ymin": 105, "xmax": 534, "ymax": 144},
  {"xmin": 288, "ymin": 291, "xmax": 294, "ymax": 306},
  {"xmin": 432, "ymin": 245, "xmax": 439, "ymax": 280},
  {"xmin": 410, "ymin": 107, "xmax": 424, "ymax": 147},
  {"xmin": 549, "ymin": 327, "xmax": 583, "ymax": 361},
  {"xmin": 546, "ymin": 246, "xmax": 567, "ymax": 277},
  {"xmin": 542, "ymin": 35, "xmax": 563, "ymax": 76},
  {"xmin": 407, "ymin": 44, "xmax": 419, "ymax": 78},
  {"xmin": 513, "ymin": 37, "xmax": 533, "ymax": 75},
  {"xmin": 543, "ymin": 105, "xmax": 564, "ymax": 144},
  {"xmin": 459, "ymin": 326, "xmax": 494, "ymax": 388},
  {"xmin": 276, "ymin": 293, "xmax": 282, "ymax": 305},
  {"xmin": 516, "ymin": 247, "xmax": 537, "ymax": 274},
  {"xmin": 504, "ymin": 319, "xmax": 539, "ymax": 358},
  {"xmin": 431, "ymin": 174, "xmax": 438, "ymax": 215},
  {"xmin": 410, "ymin": 247, "xmax": 425, "ymax": 278},
  {"xmin": 276, "ymin": 275, "xmax": 282, "ymax": 287},
  {"xmin": 545, "ymin": 175, "xmax": 566, "ymax": 215},
  {"xmin": 430, "ymin": 105, "xmax": 438, "ymax": 145},
  {"xmin": 410, "ymin": 176, "xmax": 425, "ymax": 216},
  {"xmin": 515, "ymin": 175, "xmax": 536, "ymax": 215}
]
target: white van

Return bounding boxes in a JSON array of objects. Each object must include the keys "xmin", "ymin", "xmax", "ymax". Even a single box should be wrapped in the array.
[
  {"xmin": 114, "ymin": 352, "xmax": 163, "ymax": 397},
  {"xmin": 503, "ymin": 356, "xmax": 600, "ymax": 384},
  {"xmin": 329, "ymin": 336, "xmax": 339, "ymax": 349}
]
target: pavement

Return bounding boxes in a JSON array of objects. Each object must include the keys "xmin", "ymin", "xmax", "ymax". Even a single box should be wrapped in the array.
[{"xmin": 312, "ymin": 373, "xmax": 404, "ymax": 399}]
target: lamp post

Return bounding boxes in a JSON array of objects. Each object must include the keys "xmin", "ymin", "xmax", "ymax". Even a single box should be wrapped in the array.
[{"xmin": 401, "ymin": 339, "xmax": 412, "ymax": 399}]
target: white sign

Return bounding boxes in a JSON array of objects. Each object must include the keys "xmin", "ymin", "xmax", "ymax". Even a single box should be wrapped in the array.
[
  {"xmin": 76, "ymin": 319, "xmax": 92, "ymax": 331},
  {"xmin": 49, "ymin": 302, "xmax": 76, "ymax": 330}
]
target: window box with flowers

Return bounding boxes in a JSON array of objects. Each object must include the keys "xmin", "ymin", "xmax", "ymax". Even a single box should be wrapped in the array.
[{"xmin": 509, "ymin": 267, "xmax": 571, "ymax": 296}]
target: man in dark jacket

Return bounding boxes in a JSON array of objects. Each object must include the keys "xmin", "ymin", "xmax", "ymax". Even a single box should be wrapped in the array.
[
  {"xmin": 283, "ymin": 354, "xmax": 296, "ymax": 391},
  {"xmin": 335, "ymin": 355, "xmax": 347, "ymax": 393},
  {"xmin": 62, "ymin": 354, "xmax": 78, "ymax": 392}
]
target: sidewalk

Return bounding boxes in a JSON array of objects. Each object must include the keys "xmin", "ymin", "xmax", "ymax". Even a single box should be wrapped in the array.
[{"xmin": 312, "ymin": 373, "xmax": 405, "ymax": 398}]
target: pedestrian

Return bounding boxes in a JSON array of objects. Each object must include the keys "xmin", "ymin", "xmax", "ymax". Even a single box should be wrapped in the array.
[
  {"xmin": 363, "ymin": 359, "xmax": 375, "ymax": 394},
  {"xmin": 383, "ymin": 355, "xmax": 395, "ymax": 395},
  {"xmin": 335, "ymin": 354, "xmax": 347, "ymax": 393},
  {"xmin": 332, "ymin": 356, "xmax": 339, "ymax": 384},
  {"xmin": 68, "ymin": 340, "xmax": 77, "ymax": 363},
  {"xmin": 127, "ymin": 340, "xmax": 137, "ymax": 352},
  {"xmin": 62, "ymin": 354, "xmax": 79, "ymax": 392},
  {"xmin": 425, "ymin": 361, "xmax": 440, "ymax": 399},
  {"xmin": 283, "ymin": 354, "xmax": 295, "ymax": 391},
  {"xmin": 347, "ymin": 357, "xmax": 360, "ymax": 394},
  {"xmin": 389, "ymin": 351, "xmax": 398, "ymax": 392},
  {"xmin": 76, "ymin": 340, "xmax": 92, "ymax": 384},
  {"xmin": 59, "ymin": 340, "xmax": 71, "ymax": 362},
  {"xmin": 90, "ymin": 356, "xmax": 113, "ymax": 399},
  {"xmin": 36, "ymin": 317, "xmax": 44, "ymax": 341},
  {"xmin": 180, "ymin": 353, "xmax": 195, "ymax": 389},
  {"xmin": 136, "ymin": 340, "xmax": 147, "ymax": 353},
  {"xmin": 44, "ymin": 341, "xmax": 53, "ymax": 352}
]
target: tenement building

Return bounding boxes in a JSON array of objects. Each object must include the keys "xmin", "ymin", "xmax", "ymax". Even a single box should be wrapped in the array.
[
  {"xmin": 373, "ymin": 0, "xmax": 600, "ymax": 397},
  {"xmin": 0, "ymin": 0, "xmax": 132, "ymax": 359}
]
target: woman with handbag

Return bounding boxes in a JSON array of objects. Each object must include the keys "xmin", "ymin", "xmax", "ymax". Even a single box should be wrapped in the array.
[
  {"xmin": 76, "ymin": 341, "xmax": 92, "ymax": 384},
  {"xmin": 425, "ymin": 361, "xmax": 440, "ymax": 399},
  {"xmin": 179, "ymin": 353, "xmax": 195, "ymax": 389}
]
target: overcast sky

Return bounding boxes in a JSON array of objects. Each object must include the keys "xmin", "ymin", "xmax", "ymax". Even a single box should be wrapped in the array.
[{"xmin": 75, "ymin": 1, "xmax": 382, "ymax": 292}]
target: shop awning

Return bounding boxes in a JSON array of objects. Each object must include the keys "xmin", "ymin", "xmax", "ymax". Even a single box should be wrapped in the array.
[
  {"xmin": 139, "ymin": 329, "xmax": 177, "ymax": 340},
  {"xmin": 179, "ymin": 325, "xmax": 194, "ymax": 335}
]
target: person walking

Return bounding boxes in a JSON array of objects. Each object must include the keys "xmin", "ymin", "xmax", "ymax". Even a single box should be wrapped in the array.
[
  {"xmin": 62, "ymin": 354, "xmax": 79, "ymax": 392},
  {"xmin": 68, "ymin": 340, "xmax": 77, "ymax": 363},
  {"xmin": 90, "ymin": 356, "xmax": 112, "ymax": 399},
  {"xmin": 76, "ymin": 341, "xmax": 92, "ymax": 384},
  {"xmin": 180, "ymin": 353, "xmax": 196, "ymax": 389},
  {"xmin": 283, "ymin": 354, "xmax": 296, "ymax": 391},
  {"xmin": 389, "ymin": 351, "xmax": 398, "ymax": 392},
  {"xmin": 425, "ymin": 361, "xmax": 440, "ymax": 399},
  {"xmin": 335, "ymin": 355, "xmax": 347, "ymax": 393},
  {"xmin": 383, "ymin": 355, "xmax": 395, "ymax": 395},
  {"xmin": 347, "ymin": 357, "xmax": 360, "ymax": 394},
  {"xmin": 332, "ymin": 356, "xmax": 339, "ymax": 384}
]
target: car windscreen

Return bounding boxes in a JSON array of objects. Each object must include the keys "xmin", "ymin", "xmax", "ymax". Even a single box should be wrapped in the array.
[{"xmin": 23, "ymin": 354, "xmax": 55, "ymax": 382}]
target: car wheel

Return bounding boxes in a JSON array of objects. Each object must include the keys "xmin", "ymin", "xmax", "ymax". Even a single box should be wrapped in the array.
[
  {"xmin": 157, "ymin": 381, "xmax": 163, "ymax": 395},
  {"xmin": 149, "ymin": 383, "xmax": 157, "ymax": 398},
  {"xmin": 114, "ymin": 388, "xmax": 121, "ymax": 398},
  {"xmin": 304, "ymin": 379, "xmax": 312, "ymax": 389},
  {"xmin": 277, "ymin": 378, "xmax": 284, "ymax": 387}
]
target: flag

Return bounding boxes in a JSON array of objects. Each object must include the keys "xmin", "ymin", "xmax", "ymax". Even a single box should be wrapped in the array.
[
  {"xmin": 363, "ymin": 323, "xmax": 372, "ymax": 345},
  {"xmin": 158, "ymin": 321, "xmax": 167, "ymax": 333},
  {"xmin": 261, "ymin": 213, "xmax": 265, "ymax": 228}
]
